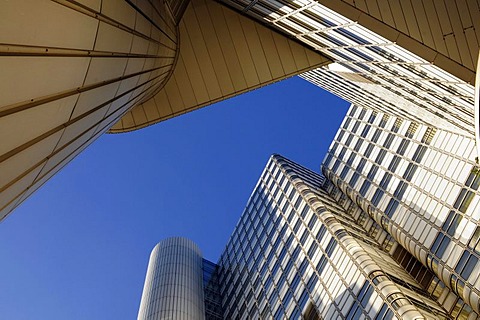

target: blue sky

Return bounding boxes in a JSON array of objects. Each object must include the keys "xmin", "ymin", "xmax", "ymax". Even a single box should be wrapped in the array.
[{"xmin": 0, "ymin": 76, "xmax": 348, "ymax": 319}]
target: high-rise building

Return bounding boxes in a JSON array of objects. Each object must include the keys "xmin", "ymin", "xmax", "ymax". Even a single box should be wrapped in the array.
[
  {"xmin": 1, "ymin": 0, "xmax": 478, "ymax": 221},
  {"xmin": 2, "ymin": 1, "xmax": 480, "ymax": 317},
  {"xmin": 138, "ymin": 237, "xmax": 222, "ymax": 320},
  {"xmin": 138, "ymin": 238, "xmax": 206, "ymax": 320},
  {"xmin": 138, "ymin": 146, "xmax": 480, "ymax": 319},
  {"xmin": 322, "ymin": 105, "xmax": 480, "ymax": 318}
]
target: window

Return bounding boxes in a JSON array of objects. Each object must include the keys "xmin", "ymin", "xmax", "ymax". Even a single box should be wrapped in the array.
[
  {"xmin": 294, "ymin": 196, "xmax": 302, "ymax": 209},
  {"xmin": 346, "ymin": 133, "xmax": 354, "ymax": 146},
  {"xmin": 346, "ymin": 282, "xmax": 374, "ymax": 320},
  {"xmin": 325, "ymin": 238, "xmax": 337, "ymax": 257},
  {"xmin": 346, "ymin": 153, "xmax": 356, "ymax": 166},
  {"xmin": 406, "ymin": 123, "xmax": 418, "ymax": 138},
  {"xmin": 455, "ymin": 250, "xmax": 478, "ymax": 280},
  {"xmin": 412, "ymin": 145, "xmax": 427, "ymax": 163},
  {"xmin": 308, "ymin": 214, "xmax": 317, "ymax": 230},
  {"xmin": 375, "ymin": 303, "xmax": 394, "ymax": 320},
  {"xmin": 290, "ymin": 273, "xmax": 301, "ymax": 292},
  {"xmin": 274, "ymin": 306, "xmax": 284, "ymax": 320},
  {"xmin": 306, "ymin": 274, "xmax": 318, "ymax": 293},
  {"xmin": 360, "ymin": 181, "xmax": 371, "ymax": 197},
  {"xmin": 466, "ymin": 168, "xmax": 480, "ymax": 190},
  {"xmin": 379, "ymin": 115, "xmax": 389, "ymax": 128},
  {"xmin": 421, "ymin": 127, "xmax": 436, "ymax": 144},
  {"xmin": 300, "ymin": 205, "xmax": 310, "ymax": 218},
  {"xmin": 364, "ymin": 143, "xmax": 374, "ymax": 157},
  {"xmin": 367, "ymin": 165, "xmax": 378, "ymax": 180},
  {"xmin": 349, "ymin": 172, "xmax": 360, "ymax": 188},
  {"xmin": 371, "ymin": 129, "xmax": 382, "ymax": 143},
  {"xmin": 352, "ymin": 121, "xmax": 360, "ymax": 133},
  {"xmin": 393, "ymin": 181, "xmax": 407, "ymax": 199},
  {"xmin": 383, "ymin": 133, "xmax": 394, "ymax": 148},
  {"xmin": 298, "ymin": 290, "xmax": 310, "ymax": 310},
  {"xmin": 442, "ymin": 211, "xmax": 462, "ymax": 236},
  {"xmin": 360, "ymin": 124, "xmax": 371, "ymax": 138},
  {"xmin": 379, "ymin": 173, "xmax": 392, "ymax": 189},
  {"xmin": 316, "ymin": 225, "xmax": 327, "ymax": 243},
  {"xmin": 289, "ymin": 307, "xmax": 301, "ymax": 320},
  {"xmin": 431, "ymin": 234, "xmax": 450, "ymax": 258},
  {"xmin": 338, "ymin": 147, "xmax": 347, "ymax": 159},
  {"xmin": 283, "ymin": 290, "xmax": 293, "ymax": 308},
  {"xmin": 300, "ymin": 229, "xmax": 309, "ymax": 245},
  {"xmin": 392, "ymin": 119, "xmax": 402, "ymax": 133},
  {"xmin": 453, "ymin": 188, "xmax": 475, "ymax": 213},
  {"xmin": 307, "ymin": 242, "xmax": 318, "ymax": 258},
  {"xmin": 304, "ymin": 304, "xmax": 320, "ymax": 320},
  {"xmin": 403, "ymin": 163, "xmax": 418, "ymax": 181},
  {"xmin": 354, "ymin": 139, "xmax": 363, "ymax": 151},
  {"xmin": 371, "ymin": 189, "xmax": 384, "ymax": 206},
  {"xmin": 293, "ymin": 219, "xmax": 302, "ymax": 233},
  {"xmin": 375, "ymin": 149, "xmax": 387, "ymax": 165},
  {"xmin": 291, "ymin": 247, "xmax": 301, "ymax": 262},
  {"xmin": 340, "ymin": 166, "xmax": 350, "ymax": 179},
  {"xmin": 396, "ymin": 139, "xmax": 409, "ymax": 155},
  {"xmin": 357, "ymin": 158, "xmax": 367, "ymax": 172},
  {"xmin": 385, "ymin": 199, "xmax": 399, "ymax": 218},
  {"xmin": 388, "ymin": 156, "xmax": 401, "ymax": 172},
  {"xmin": 298, "ymin": 258, "xmax": 308, "ymax": 274},
  {"xmin": 468, "ymin": 227, "xmax": 480, "ymax": 255},
  {"xmin": 316, "ymin": 255, "xmax": 328, "ymax": 275}
]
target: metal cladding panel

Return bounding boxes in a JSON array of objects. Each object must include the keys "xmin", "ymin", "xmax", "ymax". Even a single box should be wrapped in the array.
[
  {"xmin": 0, "ymin": 0, "xmax": 181, "ymax": 221},
  {"xmin": 217, "ymin": 0, "xmax": 476, "ymax": 136},
  {"xmin": 109, "ymin": 0, "xmax": 331, "ymax": 133},
  {"xmin": 316, "ymin": 0, "xmax": 479, "ymax": 80},
  {"xmin": 138, "ymin": 237, "xmax": 206, "ymax": 320}
]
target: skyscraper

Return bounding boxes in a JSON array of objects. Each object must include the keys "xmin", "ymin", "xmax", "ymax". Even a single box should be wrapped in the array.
[
  {"xmin": 138, "ymin": 237, "xmax": 206, "ymax": 320},
  {"xmin": 2, "ymin": 1, "xmax": 479, "ymax": 317},
  {"xmin": 1, "ymin": 0, "xmax": 478, "ymax": 221},
  {"xmin": 138, "ymin": 144, "xmax": 480, "ymax": 319},
  {"xmin": 322, "ymin": 105, "xmax": 480, "ymax": 318}
]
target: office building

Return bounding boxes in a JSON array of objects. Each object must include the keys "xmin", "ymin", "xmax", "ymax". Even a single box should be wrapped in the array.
[
  {"xmin": 138, "ymin": 146, "xmax": 480, "ymax": 319},
  {"xmin": 2, "ymin": 1, "xmax": 479, "ymax": 317},
  {"xmin": 1, "ymin": 0, "xmax": 478, "ymax": 221},
  {"xmin": 138, "ymin": 237, "xmax": 222, "ymax": 320},
  {"xmin": 222, "ymin": 0, "xmax": 477, "ymax": 136},
  {"xmin": 323, "ymin": 105, "xmax": 480, "ymax": 318},
  {"xmin": 137, "ymin": 237, "xmax": 207, "ymax": 320}
]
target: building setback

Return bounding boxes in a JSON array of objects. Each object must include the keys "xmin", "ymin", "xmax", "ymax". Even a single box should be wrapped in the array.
[{"xmin": 139, "ymin": 141, "xmax": 480, "ymax": 319}]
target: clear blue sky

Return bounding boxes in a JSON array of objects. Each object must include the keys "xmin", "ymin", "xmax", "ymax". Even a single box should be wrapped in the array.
[{"xmin": 0, "ymin": 77, "xmax": 348, "ymax": 319}]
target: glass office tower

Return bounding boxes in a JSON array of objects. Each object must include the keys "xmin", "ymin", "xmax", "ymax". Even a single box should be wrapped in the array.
[
  {"xmin": 138, "ymin": 237, "xmax": 206, "ymax": 320},
  {"xmin": 323, "ymin": 105, "xmax": 480, "ymax": 318},
  {"xmin": 139, "ymin": 145, "xmax": 480, "ymax": 319}
]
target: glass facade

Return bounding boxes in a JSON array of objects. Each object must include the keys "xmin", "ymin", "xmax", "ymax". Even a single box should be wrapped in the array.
[
  {"xmin": 138, "ymin": 237, "xmax": 206, "ymax": 320},
  {"xmin": 139, "ymin": 150, "xmax": 479, "ymax": 319},
  {"xmin": 221, "ymin": 0, "xmax": 476, "ymax": 136},
  {"xmin": 324, "ymin": 105, "xmax": 480, "ymax": 318},
  {"xmin": 215, "ymin": 155, "xmax": 455, "ymax": 319}
]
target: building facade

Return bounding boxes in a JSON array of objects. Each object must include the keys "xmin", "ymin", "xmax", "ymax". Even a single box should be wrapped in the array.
[
  {"xmin": 138, "ymin": 237, "xmax": 206, "ymax": 320},
  {"xmin": 323, "ymin": 105, "xmax": 480, "ymax": 318},
  {"xmin": 139, "ymin": 147, "xmax": 480, "ymax": 319},
  {"xmin": 222, "ymin": 0, "xmax": 477, "ymax": 136},
  {"xmin": 1, "ymin": 0, "xmax": 479, "ymax": 221}
]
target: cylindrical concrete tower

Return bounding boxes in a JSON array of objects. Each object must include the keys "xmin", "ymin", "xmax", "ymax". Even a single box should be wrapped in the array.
[{"xmin": 138, "ymin": 237, "xmax": 205, "ymax": 320}]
